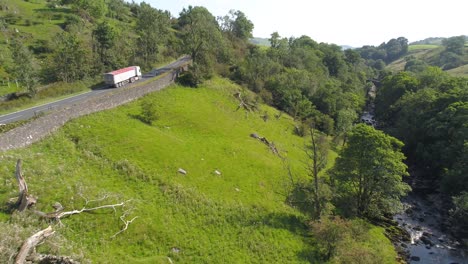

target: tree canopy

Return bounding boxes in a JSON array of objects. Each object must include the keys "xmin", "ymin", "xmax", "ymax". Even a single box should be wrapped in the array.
[{"xmin": 332, "ymin": 124, "xmax": 410, "ymax": 217}]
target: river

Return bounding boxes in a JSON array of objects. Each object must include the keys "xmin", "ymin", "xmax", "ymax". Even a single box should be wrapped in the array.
[
  {"xmin": 362, "ymin": 85, "xmax": 467, "ymax": 263},
  {"xmin": 395, "ymin": 193, "xmax": 467, "ymax": 263}
]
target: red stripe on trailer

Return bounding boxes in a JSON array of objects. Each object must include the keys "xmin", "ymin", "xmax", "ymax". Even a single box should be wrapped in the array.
[{"xmin": 108, "ymin": 66, "xmax": 135, "ymax": 75}]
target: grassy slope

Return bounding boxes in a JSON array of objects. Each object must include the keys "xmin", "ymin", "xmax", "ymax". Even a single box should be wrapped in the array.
[
  {"xmin": 0, "ymin": 78, "xmax": 396, "ymax": 263},
  {"xmin": 387, "ymin": 45, "xmax": 468, "ymax": 77}
]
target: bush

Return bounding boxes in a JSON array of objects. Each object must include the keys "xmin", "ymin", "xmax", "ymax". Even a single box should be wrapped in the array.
[
  {"xmin": 139, "ymin": 99, "xmax": 158, "ymax": 125},
  {"xmin": 449, "ymin": 192, "xmax": 468, "ymax": 239},
  {"xmin": 176, "ymin": 70, "xmax": 200, "ymax": 87}
]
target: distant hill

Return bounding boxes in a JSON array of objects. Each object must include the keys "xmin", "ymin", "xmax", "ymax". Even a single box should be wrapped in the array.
[
  {"xmin": 341, "ymin": 45, "xmax": 355, "ymax": 50},
  {"xmin": 410, "ymin": 36, "xmax": 468, "ymax": 45},
  {"xmin": 410, "ymin": 37, "xmax": 446, "ymax": 45},
  {"xmin": 387, "ymin": 44, "xmax": 468, "ymax": 77},
  {"xmin": 249, "ymin": 37, "xmax": 271, "ymax": 46}
]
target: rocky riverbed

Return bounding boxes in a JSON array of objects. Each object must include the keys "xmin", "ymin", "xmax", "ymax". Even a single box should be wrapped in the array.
[{"xmin": 394, "ymin": 193, "xmax": 467, "ymax": 263}]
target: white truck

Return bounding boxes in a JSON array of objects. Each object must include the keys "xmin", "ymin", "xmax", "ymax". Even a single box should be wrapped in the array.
[{"xmin": 104, "ymin": 66, "xmax": 142, "ymax": 88}]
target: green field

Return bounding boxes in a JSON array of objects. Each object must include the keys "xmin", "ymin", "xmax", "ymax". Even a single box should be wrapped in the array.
[
  {"xmin": 0, "ymin": 78, "xmax": 396, "ymax": 263},
  {"xmin": 447, "ymin": 64, "xmax": 468, "ymax": 77},
  {"xmin": 408, "ymin": 44, "xmax": 439, "ymax": 51}
]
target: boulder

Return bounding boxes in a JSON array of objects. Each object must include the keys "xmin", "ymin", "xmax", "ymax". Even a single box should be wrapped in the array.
[
  {"xmin": 410, "ymin": 256, "xmax": 420, "ymax": 261},
  {"xmin": 420, "ymin": 236, "xmax": 434, "ymax": 246}
]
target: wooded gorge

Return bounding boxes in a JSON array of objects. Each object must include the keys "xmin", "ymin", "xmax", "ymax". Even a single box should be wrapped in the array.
[{"xmin": 0, "ymin": 0, "xmax": 467, "ymax": 263}]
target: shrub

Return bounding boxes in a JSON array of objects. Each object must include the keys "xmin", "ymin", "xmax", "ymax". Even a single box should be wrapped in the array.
[{"xmin": 139, "ymin": 99, "xmax": 158, "ymax": 125}]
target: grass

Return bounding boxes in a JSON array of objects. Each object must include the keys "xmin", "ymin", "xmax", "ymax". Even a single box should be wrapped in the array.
[
  {"xmin": 408, "ymin": 44, "xmax": 439, "ymax": 51},
  {"xmin": 0, "ymin": 83, "xmax": 21, "ymax": 97},
  {"xmin": 0, "ymin": 77, "xmax": 397, "ymax": 263},
  {"xmin": 0, "ymin": 0, "xmax": 65, "ymax": 45},
  {"xmin": 446, "ymin": 64, "xmax": 468, "ymax": 77}
]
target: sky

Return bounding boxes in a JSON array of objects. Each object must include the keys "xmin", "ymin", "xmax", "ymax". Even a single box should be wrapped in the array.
[{"xmin": 134, "ymin": 0, "xmax": 467, "ymax": 47}]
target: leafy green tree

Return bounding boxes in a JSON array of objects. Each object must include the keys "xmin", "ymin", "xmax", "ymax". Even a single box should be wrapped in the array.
[
  {"xmin": 140, "ymin": 98, "xmax": 158, "ymax": 125},
  {"xmin": 106, "ymin": 0, "xmax": 131, "ymax": 21},
  {"xmin": 442, "ymin": 143, "xmax": 468, "ymax": 196},
  {"xmin": 449, "ymin": 192, "xmax": 468, "ymax": 238},
  {"xmin": 310, "ymin": 217, "xmax": 350, "ymax": 260},
  {"xmin": 218, "ymin": 10, "xmax": 253, "ymax": 40},
  {"xmin": 375, "ymin": 71, "xmax": 420, "ymax": 124},
  {"xmin": 92, "ymin": 20, "xmax": 115, "ymax": 69},
  {"xmin": 8, "ymin": 38, "xmax": 37, "ymax": 95},
  {"xmin": 238, "ymin": 46, "xmax": 281, "ymax": 92},
  {"xmin": 136, "ymin": 3, "xmax": 170, "ymax": 69},
  {"xmin": 442, "ymin": 36, "xmax": 466, "ymax": 55},
  {"xmin": 335, "ymin": 109, "xmax": 358, "ymax": 146},
  {"xmin": 178, "ymin": 6, "xmax": 223, "ymax": 78},
  {"xmin": 332, "ymin": 124, "xmax": 410, "ymax": 217},
  {"xmin": 404, "ymin": 56, "xmax": 428, "ymax": 73},
  {"xmin": 344, "ymin": 49, "xmax": 361, "ymax": 67},
  {"xmin": 51, "ymin": 32, "xmax": 89, "ymax": 82},
  {"xmin": 65, "ymin": 0, "xmax": 107, "ymax": 20}
]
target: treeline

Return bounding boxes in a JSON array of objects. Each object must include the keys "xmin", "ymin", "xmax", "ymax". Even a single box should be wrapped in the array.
[
  {"xmin": 1, "ymin": 0, "xmax": 375, "ymax": 139},
  {"xmin": 374, "ymin": 66, "xmax": 468, "ymax": 238},
  {"xmin": 229, "ymin": 33, "xmax": 371, "ymax": 136},
  {"xmin": 356, "ymin": 37, "xmax": 409, "ymax": 69},
  {"xmin": 1, "ymin": 0, "xmax": 180, "ymax": 93}
]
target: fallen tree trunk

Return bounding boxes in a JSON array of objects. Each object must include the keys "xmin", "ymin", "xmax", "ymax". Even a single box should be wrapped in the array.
[{"xmin": 15, "ymin": 226, "xmax": 55, "ymax": 264}]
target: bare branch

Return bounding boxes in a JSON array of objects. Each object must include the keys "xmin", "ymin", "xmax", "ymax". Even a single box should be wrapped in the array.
[
  {"xmin": 15, "ymin": 226, "xmax": 55, "ymax": 264},
  {"xmin": 55, "ymin": 202, "xmax": 125, "ymax": 220},
  {"xmin": 111, "ymin": 213, "xmax": 139, "ymax": 238}
]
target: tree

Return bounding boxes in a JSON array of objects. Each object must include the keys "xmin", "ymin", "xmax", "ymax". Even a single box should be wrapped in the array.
[
  {"xmin": 66, "ymin": 0, "xmax": 108, "ymax": 21},
  {"xmin": 332, "ymin": 124, "xmax": 410, "ymax": 217},
  {"xmin": 92, "ymin": 20, "xmax": 116, "ymax": 69},
  {"xmin": 375, "ymin": 71, "xmax": 420, "ymax": 124},
  {"xmin": 8, "ymin": 38, "xmax": 37, "ymax": 95},
  {"xmin": 139, "ymin": 98, "xmax": 158, "ymax": 125},
  {"xmin": 442, "ymin": 36, "xmax": 466, "ymax": 55},
  {"xmin": 178, "ymin": 6, "xmax": 223, "ymax": 78},
  {"xmin": 136, "ymin": 3, "xmax": 170, "ymax": 69},
  {"xmin": 305, "ymin": 126, "xmax": 329, "ymax": 219},
  {"xmin": 449, "ymin": 192, "xmax": 468, "ymax": 239},
  {"xmin": 218, "ymin": 10, "xmax": 253, "ymax": 40},
  {"xmin": 51, "ymin": 32, "xmax": 89, "ymax": 82},
  {"xmin": 335, "ymin": 109, "xmax": 358, "ymax": 146}
]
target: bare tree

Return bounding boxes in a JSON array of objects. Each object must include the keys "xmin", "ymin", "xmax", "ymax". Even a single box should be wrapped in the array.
[{"xmin": 305, "ymin": 126, "xmax": 329, "ymax": 219}]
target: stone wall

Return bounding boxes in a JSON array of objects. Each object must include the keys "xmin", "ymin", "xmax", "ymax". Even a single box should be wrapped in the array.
[{"xmin": 0, "ymin": 71, "xmax": 177, "ymax": 151}]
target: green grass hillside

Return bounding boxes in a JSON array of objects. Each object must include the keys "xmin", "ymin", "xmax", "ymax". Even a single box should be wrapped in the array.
[
  {"xmin": 0, "ymin": 78, "xmax": 396, "ymax": 263},
  {"xmin": 387, "ymin": 44, "xmax": 468, "ymax": 76}
]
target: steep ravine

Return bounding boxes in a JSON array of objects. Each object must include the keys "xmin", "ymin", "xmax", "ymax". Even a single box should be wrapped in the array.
[{"xmin": 363, "ymin": 84, "xmax": 467, "ymax": 264}]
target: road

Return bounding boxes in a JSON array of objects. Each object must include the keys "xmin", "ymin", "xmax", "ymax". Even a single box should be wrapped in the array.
[{"xmin": 0, "ymin": 56, "xmax": 190, "ymax": 125}]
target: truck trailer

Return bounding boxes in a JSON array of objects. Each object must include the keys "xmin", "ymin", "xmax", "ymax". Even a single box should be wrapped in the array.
[{"xmin": 104, "ymin": 66, "xmax": 142, "ymax": 88}]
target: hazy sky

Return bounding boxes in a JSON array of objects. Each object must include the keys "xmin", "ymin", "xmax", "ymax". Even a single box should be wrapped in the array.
[{"xmin": 135, "ymin": 0, "xmax": 467, "ymax": 47}]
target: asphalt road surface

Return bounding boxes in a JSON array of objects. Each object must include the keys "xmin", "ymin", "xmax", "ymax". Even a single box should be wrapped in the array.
[{"xmin": 0, "ymin": 56, "xmax": 190, "ymax": 125}]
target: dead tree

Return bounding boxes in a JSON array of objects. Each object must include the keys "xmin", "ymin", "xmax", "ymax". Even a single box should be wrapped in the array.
[
  {"xmin": 250, "ymin": 133, "xmax": 279, "ymax": 155},
  {"xmin": 15, "ymin": 159, "xmax": 36, "ymax": 211},
  {"xmin": 305, "ymin": 127, "xmax": 329, "ymax": 219},
  {"xmin": 14, "ymin": 226, "xmax": 55, "ymax": 264},
  {"xmin": 8, "ymin": 160, "xmax": 137, "ymax": 262},
  {"xmin": 234, "ymin": 91, "xmax": 257, "ymax": 112}
]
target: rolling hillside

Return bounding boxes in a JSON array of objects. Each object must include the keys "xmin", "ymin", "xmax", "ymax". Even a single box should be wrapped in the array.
[
  {"xmin": 387, "ymin": 44, "xmax": 468, "ymax": 76},
  {"xmin": 0, "ymin": 78, "xmax": 397, "ymax": 263}
]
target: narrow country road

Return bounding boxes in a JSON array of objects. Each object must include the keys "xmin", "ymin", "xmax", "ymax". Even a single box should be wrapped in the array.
[{"xmin": 0, "ymin": 56, "xmax": 191, "ymax": 125}]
